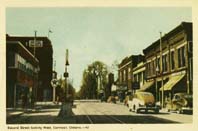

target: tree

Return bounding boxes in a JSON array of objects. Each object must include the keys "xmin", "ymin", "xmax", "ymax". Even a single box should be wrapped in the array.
[{"xmin": 79, "ymin": 61, "xmax": 108, "ymax": 99}]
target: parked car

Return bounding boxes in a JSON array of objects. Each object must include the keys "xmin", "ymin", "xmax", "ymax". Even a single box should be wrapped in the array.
[
  {"xmin": 128, "ymin": 92, "xmax": 159, "ymax": 113},
  {"xmin": 166, "ymin": 93, "xmax": 193, "ymax": 114}
]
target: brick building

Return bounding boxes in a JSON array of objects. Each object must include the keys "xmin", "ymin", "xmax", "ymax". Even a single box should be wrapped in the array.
[
  {"xmin": 6, "ymin": 41, "xmax": 39, "ymax": 107},
  {"xmin": 143, "ymin": 22, "xmax": 193, "ymax": 104},
  {"xmin": 6, "ymin": 35, "xmax": 53, "ymax": 101},
  {"xmin": 118, "ymin": 54, "xmax": 144, "ymax": 97}
]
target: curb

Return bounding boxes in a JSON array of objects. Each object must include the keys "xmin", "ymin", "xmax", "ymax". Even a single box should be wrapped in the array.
[{"xmin": 7, "ymin": 112, "xmax": 24, "ymax": 120}]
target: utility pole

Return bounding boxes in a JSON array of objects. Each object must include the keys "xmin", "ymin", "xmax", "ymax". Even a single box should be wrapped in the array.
[
  {"xmin": 160, "ymin": 32, "xmax": 164, "ymax": 108},
  {"xmin": 33, "ymin": 30, "xmax": 37, "ymax": 103},
  {"xmin": 64, "ymin": 49, "xmax": 69, "ymax": 100}
]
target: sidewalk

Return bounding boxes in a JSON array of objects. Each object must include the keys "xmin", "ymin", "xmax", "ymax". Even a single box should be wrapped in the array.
[
  {"xmin": 6, "ymin": 101, "xmax": 60, "ymax": 119},
  {"xmin": 7, "ymin": 108, "xmax": 25, "ymax": 119}
]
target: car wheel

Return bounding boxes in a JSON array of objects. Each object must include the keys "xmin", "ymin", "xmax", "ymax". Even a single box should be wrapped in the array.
[{"xmin": 134, "ymin": 105, "xmax": 140, "ymax": 113}]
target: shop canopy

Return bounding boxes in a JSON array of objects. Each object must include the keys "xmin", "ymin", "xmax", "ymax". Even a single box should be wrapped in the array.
[
  {"xmin": 138, "ymin": 81, "xmax": 154, "ymax": 91},
  {"xmin": 160, "ymin": 74, "xmax": 185, "ymax": 91}
]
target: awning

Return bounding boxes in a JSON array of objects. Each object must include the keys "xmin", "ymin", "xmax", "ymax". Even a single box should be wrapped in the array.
[
  {"xmin": 160, "ymin": 74, "xmax": 185, "ymax": 91},
  {"xmin": 138, "ymin": 81, "xmax": 154, "ymax": 91}
]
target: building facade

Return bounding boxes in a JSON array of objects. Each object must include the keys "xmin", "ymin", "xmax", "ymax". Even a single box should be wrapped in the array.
[
  {"xmin": 143, "ymin": 22, "xmax": 193, "ymax": 105},
  {"xmin": 6, "ymin": 35, "xmax": 53, "ymax": 101},
  {"xmin": 6, "ymin": 41, "xmax": 39, "ymax": 108},
  {"xmin": 118, "ymin": 55, "xmax": 144, "ymax": 96}
]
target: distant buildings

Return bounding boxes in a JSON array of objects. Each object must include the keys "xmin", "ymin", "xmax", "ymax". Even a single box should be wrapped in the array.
[
  {"xmin": 117, "ymin": 55, "xmax": 144, "ymax": 100},
  {"xmin": 6, "ymin": 35, "xmax": 53, "ymax": 105},
  {"xmin": 117, "ymin": 22, "xmax": 193, "ymax": 105}
]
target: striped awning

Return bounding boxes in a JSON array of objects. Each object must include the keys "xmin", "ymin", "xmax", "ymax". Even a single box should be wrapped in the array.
[{"xmin": 160, "ymin": 74, "xmax": 185, "ymax": 91}]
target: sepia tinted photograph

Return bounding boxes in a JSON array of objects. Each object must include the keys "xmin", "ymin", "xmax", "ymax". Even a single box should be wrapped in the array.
[{"xmin": 5, "ymin": 7, "xmax": 193, "ymax": 124}]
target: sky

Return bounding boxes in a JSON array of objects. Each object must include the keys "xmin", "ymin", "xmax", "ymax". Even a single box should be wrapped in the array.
[{"xmin": 6, "ymin": 7, "xmax": 192, "ymax": 91}]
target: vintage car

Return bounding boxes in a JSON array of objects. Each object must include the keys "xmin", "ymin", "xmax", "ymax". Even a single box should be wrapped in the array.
[
  {"xmin": 128, "ymin": 92, "xmax": 159, "ymax": 113},
  {"xmin": 166, "ymin": 93, "xmax": 193, "ymax": 114}
]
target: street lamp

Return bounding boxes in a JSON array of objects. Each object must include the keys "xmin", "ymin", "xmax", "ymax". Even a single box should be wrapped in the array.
[{"xmin": 64, "ymin": 49, "xmax": 69, "ymax": 101}]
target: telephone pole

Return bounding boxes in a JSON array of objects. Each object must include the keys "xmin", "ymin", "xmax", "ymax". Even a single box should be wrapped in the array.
[{"xmin": 160, "ymin": 32, "xmax": 164, "ymax": 108}]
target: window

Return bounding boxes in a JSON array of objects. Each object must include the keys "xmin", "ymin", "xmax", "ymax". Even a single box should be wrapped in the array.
[
  {"xmin": 138, "ymin": 72, "xmax": 142, "ymax": 82},
  {"xmin": 147, "ymin": 62, "xmax": 151, "ymax": 76},
  {"xmin": 143, "ymin": 71, "xmax": 145, "ymax": 84},
  {"xmin": 119, "ymin": 72, "xmax": 122, "ymax": 83},
  {"xmin": 152, "ymin": 60, "xmax": 155, "ymax": 75},
  {"xmin": 128, "ymin": 67, "xmax": 131, "ymax": 80},
  {"xmin": 162, "ymin": 54, "xmax": 168, "ymax": 72},
  {"xmin": 178, "ymin": 46, "xmax": 186, "ymax": 68},
  {"xmin": 171, "ymin": 51, "xmax": 175, "ymax": 70},
  {"xmin": 155, "ymin": 57, "xmax": 160, "ymax": 73},
  {"xmin": 181, "ymin": 46, "xmax": 186, "ymax": 66}
]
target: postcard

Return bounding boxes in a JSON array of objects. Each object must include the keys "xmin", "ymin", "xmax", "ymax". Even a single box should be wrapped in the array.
[{"xmin": 0, "ymin": 0, "xmax": 197, "ymax": 131}]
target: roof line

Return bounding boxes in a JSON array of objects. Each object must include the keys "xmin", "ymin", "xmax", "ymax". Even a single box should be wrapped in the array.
[{"xmin": 7, "ymin": 41, "xmax": 39, "ymax": 63}]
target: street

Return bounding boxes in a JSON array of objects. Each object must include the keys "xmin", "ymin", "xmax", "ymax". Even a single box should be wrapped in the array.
[{"xmin": 7, "ymin": 101, "xmax": 192, "ymax": 124}]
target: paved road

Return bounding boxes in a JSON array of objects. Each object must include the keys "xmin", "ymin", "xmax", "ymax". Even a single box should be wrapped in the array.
[
  {"xmin": 7, "ymin": 102, "xmax": 192, "ymax": 124},
  {"xmin": 73, "ymin": 102, "xmax": 192, "ymax": 124}
]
